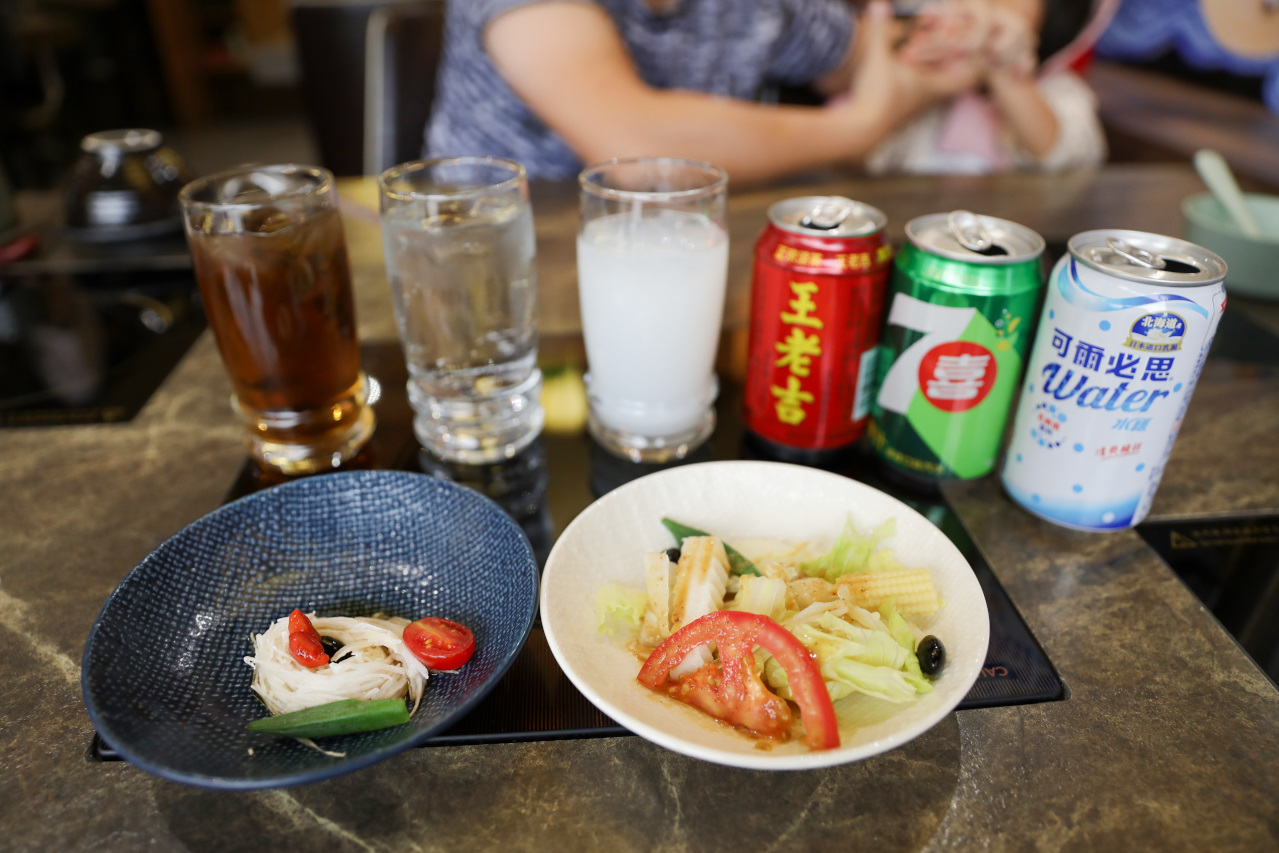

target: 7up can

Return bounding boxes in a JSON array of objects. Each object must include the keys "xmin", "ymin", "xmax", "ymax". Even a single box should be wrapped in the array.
[{"xmin": 868, "ymin": 211, "xmax": 1044, "ymax": 490}]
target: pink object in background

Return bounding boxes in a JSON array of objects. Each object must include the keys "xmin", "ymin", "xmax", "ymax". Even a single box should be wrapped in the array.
[{"xmin": 937, "ymin": 92, "xmax": 1011, "ymax": 171}]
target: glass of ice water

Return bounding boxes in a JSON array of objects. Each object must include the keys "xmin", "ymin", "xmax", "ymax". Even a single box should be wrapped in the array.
[
  {"xmin": 577, "ymin": 157, "xmax": 729, "ymax": 462},
  {"xmin": 379, "ymin": 157, "xmax": 543, "ymax": 464}
]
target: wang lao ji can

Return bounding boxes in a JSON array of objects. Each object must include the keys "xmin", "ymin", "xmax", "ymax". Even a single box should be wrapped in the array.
[
  {"xmin": 743, "ymin": 196, "xmax": 892, "ymax": 461},
  {"xmin": 868, "ymin": 211, "xmax": 1044, "ymax": 490},
  {"xmin": 1001, "ymin": 230, "xmax": 1227, "ymax": 531}
]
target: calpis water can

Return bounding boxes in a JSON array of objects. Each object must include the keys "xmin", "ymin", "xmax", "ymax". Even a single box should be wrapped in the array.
[
  {"xmin": 868, "ymin": 211, "xmax": 1045, "ymax": 489},
  {"xmin": 743, "ymin": 196, "xmax": 892, "ymax": 462},
  {"xmin": 1001, "ymin": 230, "xmax": 1228, "ymax": 530}
]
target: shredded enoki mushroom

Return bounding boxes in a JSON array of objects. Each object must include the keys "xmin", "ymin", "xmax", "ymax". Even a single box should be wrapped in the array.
[{"xmin": 244, "ymin": 614, "xmax": 429, "ymax": 717}]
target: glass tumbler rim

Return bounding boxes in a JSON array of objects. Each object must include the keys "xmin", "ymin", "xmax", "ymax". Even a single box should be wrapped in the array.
[
  {"xmin": 378, "ymin": 156, "xmax": 528, "ymax": 202},
  {"xmin": 178, "ymin": 163, "xmax": 333, "ymax": 212},
  {"xmin": 578, "ymin": 156, "xmax": 728, "ymax": 203}
]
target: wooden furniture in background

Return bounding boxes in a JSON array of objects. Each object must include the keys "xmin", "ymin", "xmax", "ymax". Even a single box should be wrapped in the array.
[
  {"xmin": 1090, "ymin": 59, "xmax": 1279, "ymax": 190},
  {"xmin": 144, "ymin": 0, "xmax": 211, "ymax": 126},
  {"xmin": 145, "ymin": 0, "xmax": 298, "ymax": 127}
]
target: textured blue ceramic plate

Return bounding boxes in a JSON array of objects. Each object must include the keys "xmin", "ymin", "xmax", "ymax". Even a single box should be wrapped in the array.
[{"xmin": 81, "ymin": 470, "xmax": 538, "ymax": 789}]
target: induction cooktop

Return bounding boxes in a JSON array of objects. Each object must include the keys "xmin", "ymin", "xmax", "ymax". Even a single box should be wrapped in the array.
[{"xmin": 0, "ymin": 265, "xmax": 205, "ymax": 427}]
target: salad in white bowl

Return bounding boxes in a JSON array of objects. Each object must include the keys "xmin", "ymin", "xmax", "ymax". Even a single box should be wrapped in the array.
[{"xmin": 539, "ymin": 461, "xmax": 989, "ymax": 771}]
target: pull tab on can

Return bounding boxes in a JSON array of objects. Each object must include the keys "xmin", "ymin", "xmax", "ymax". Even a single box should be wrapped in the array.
[
  {"xmin": 948, "ymin": 210, "xmax": 996, "ymax": 253},
  {"xmin": 800, "ymin": 197, "xmax": 854, "ymax": 231},
  {"xmin": 1105, "ymin": 237, "xmax": 1166, "ymax": 270}
]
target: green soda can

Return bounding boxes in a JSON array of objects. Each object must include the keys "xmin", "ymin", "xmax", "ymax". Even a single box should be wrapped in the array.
[{"xmin": 868, "ymin": 211, "xmax": 1044, "ymax": 490}]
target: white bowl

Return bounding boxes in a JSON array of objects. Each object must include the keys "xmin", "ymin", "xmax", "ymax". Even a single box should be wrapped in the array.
[{"xmin": 540, "ymin": 460, "xmax": 989, "ymax": 771}]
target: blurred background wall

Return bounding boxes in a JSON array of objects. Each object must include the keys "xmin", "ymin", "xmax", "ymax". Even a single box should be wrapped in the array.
[{"xmin": 0, "ymin": 0, "xmax": 1275, "ymax": 193}]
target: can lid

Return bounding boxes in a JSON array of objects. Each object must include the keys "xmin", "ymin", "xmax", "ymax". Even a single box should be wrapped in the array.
[
  {"xmin": 1068, "ymin": 229, "xmax": 1227, "ymax": 285},
  {"xmin": 768, "ymin": 196, "xmax": 886, "ymax": 237},
  {"xmin": 906, "ymin": 211, "xmax": 1045, "ymax": 264}
]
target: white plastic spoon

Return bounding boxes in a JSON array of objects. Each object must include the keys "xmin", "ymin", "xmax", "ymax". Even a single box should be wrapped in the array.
[{"xmin": 1194, "ymin": 149, "xmax": 1264, "ymax": 238}]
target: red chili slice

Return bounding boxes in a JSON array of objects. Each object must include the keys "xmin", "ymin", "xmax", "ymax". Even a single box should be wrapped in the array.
[
  {"xmin": 287, "ymin": 609, "xmax": 329, "ymax": 668},
  {"xmin": 637, "ymin": 610, "xmax": 840, "ymax": 751}
]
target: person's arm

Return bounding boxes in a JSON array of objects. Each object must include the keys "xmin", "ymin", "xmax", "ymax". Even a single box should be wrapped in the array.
[
  {"xmin": 980, "ymin": 0, "xmax": 1059, "ymax": 159},
  {"xmin": 1007, "ymin": 71, "xmax": 1107, "ymax": 171},
  {"xmin": 812, "ymin": 37, "xmax": 857, "ymax": 97},
  {"xmin": 985, "ymin": 70, "xmax": 1059, "ymax": 159},
  {"xmin": 483, "ymin": 1, "xmax": 922, "ymax": 183}
]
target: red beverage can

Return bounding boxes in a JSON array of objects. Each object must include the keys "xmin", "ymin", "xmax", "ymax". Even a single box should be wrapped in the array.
[{"xmin": 743, "ymin": 196, "xmax": 892, "ymax": 459}]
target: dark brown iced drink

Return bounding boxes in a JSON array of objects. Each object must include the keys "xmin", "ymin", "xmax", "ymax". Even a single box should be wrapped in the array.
[{"xmin": 181, "ymin": 166, "xmax": 374, "ymax": 473}]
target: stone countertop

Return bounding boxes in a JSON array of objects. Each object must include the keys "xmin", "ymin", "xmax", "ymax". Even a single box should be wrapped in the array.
[{"xmin": 2, "ymin": 164, "xmax": 1277, "ymax": 851}]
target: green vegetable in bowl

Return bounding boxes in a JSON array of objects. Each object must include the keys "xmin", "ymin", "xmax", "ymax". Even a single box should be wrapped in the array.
[
  {"xmin": 596, "ymin": 583, "xmax": 648, "ymax": 638},
  {"xmin": 661, "ymin": 518, "xmax": 760, "ymax": 576},
  {"xmin": 247, "ymin": 698, "xmax": 410, "ymax": 739},
  {"xmin": 800, "ymin": 517, "xmax": 908, "ymax": 581}
]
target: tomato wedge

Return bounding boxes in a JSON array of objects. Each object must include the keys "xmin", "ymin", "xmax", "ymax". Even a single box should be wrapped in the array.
[
  {"xmin": 287, "ymin": 609, "xmax": 328, "ymax": 668},
  {"xmin": 637, "ymin": 610, "xmax": 840, "ymax": 751},
  {"xmin": 402, "ymin": 617, "xmax": 476, "ymax": 670}
]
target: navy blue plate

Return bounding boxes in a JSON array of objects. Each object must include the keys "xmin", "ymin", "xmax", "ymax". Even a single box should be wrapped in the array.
[{"xmin": 81, "ymin": 470, "xmax": 538, "ymax": 789}]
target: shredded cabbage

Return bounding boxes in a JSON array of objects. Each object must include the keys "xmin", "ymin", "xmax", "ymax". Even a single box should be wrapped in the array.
[
  {"xmin": 729, "ymin": 575, "xmax": 787, "ymax": 622},
  {"xmin": 800, "ymin": 517, "xmax": 899, "ymax": 581},
  {"xmin": 764, "ymin": 607, "xmax": 932, "ymax": 704},
  {"xmin": 879, "ymin": 598, "xmax": 931, "ymax": 692}
]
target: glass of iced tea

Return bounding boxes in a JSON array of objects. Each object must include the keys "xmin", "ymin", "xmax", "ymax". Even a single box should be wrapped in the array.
[{"xmin": 179, "ymin": 164, "xmax": 375, "ymax": 474}]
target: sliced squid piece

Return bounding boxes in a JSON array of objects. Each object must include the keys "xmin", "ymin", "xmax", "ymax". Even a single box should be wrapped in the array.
[
  {"xmin": 668, "ymin": 536, "xmax": 730, "ymax": 679},
  {"xmin": 640, "ymin": 551, "xmax": 673, "ymax": 649}
]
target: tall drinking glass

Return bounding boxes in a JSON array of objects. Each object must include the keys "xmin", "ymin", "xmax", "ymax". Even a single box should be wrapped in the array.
[
  {"xmin": 378, "ymin": 157, "xmax": 543, "ymax": 464},
  {"xmin": 180, "ymin": 164, "xmax": 375, "ymax": 475},
  {"xmin": 577, "ymin": 157, "xmax": 729, "ymax": 462}
]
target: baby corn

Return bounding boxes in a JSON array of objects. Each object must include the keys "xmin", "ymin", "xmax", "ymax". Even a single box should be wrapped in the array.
[{"xmin": 837, "ymin": 568, "xmax": 940, "ymax": 615}]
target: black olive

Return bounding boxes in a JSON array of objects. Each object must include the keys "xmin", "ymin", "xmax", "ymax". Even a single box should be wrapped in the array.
[
  {"xmin": 665, "ymin": 547, "xmax": 681, "ymax": 563},
  {"xmin": 917, "ymin": 635, "xmax": 945, "ymax": 677},
  {"xmin": 320, "ymin": 636, "xmax": 343, "ymax": 659}
]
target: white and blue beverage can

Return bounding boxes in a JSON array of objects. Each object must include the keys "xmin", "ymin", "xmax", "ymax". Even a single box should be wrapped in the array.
[{"xmin": 1001, "ymin": 230, "xmax": 1227, "ymax": 530}]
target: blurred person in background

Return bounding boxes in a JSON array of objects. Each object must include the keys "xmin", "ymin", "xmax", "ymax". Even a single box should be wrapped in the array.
[
  {"xmin": 866, "ymin": 0, "xmax": 1111, "ymax": 174},
  {"xmin": 426, "ymin": 0, "xmax": 990, "ymax": 183}
]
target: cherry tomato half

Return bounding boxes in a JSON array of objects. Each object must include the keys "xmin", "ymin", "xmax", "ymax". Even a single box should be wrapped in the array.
[{"xmin": 402, "ymin": 617, "xmax": 476, "ymax": 670}]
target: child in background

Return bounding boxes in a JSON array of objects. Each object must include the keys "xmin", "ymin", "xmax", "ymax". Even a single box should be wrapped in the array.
[{"xmin": 868, "ymin": 0, "xmax": 1110, "ymax": 174}]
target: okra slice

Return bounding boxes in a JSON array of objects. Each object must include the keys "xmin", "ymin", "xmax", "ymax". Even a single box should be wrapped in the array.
[
  {"xmin": 661, "ymin": 518, "xmax": 760, "ymax": 576},
  {"xmin": 247, "ymin": 698, "xmax": 410, "ymax": 739}
]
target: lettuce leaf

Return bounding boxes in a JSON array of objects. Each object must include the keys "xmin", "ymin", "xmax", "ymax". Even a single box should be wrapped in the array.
[
  {"xmin": 879, "ymin": 598, "xmax": 933, "ymax": 694},
  {"xmin": 800, "ymin": 516, "xmax": 897, "ymax": 581},
  {"xmin": 729, "ymin": 575, "xmax": 787, "ymax": 622},
  {"xmin": 595, "ymin": 584, "xmax": 647, "ymax": 639},
  {"xmin": 764, "ymin": 610, "xmax": 931, "ymax": 703}
]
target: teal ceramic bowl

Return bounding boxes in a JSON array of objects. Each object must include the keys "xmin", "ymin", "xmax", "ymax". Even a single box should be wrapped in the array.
[{"xmin": 1183, "ymin": 192, "xmax": 1279, "ymax": 300}]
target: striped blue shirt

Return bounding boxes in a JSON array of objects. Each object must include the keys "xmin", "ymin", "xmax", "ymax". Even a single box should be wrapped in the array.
[{"xmin": 426, "ymin": 0, "xmax": 854, "ymax": 180}]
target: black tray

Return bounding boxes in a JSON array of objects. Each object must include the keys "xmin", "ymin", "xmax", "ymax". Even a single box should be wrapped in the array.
[{"xmin": 88, "ymin": 345, "xmax": 1066, "ymax": 762}]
